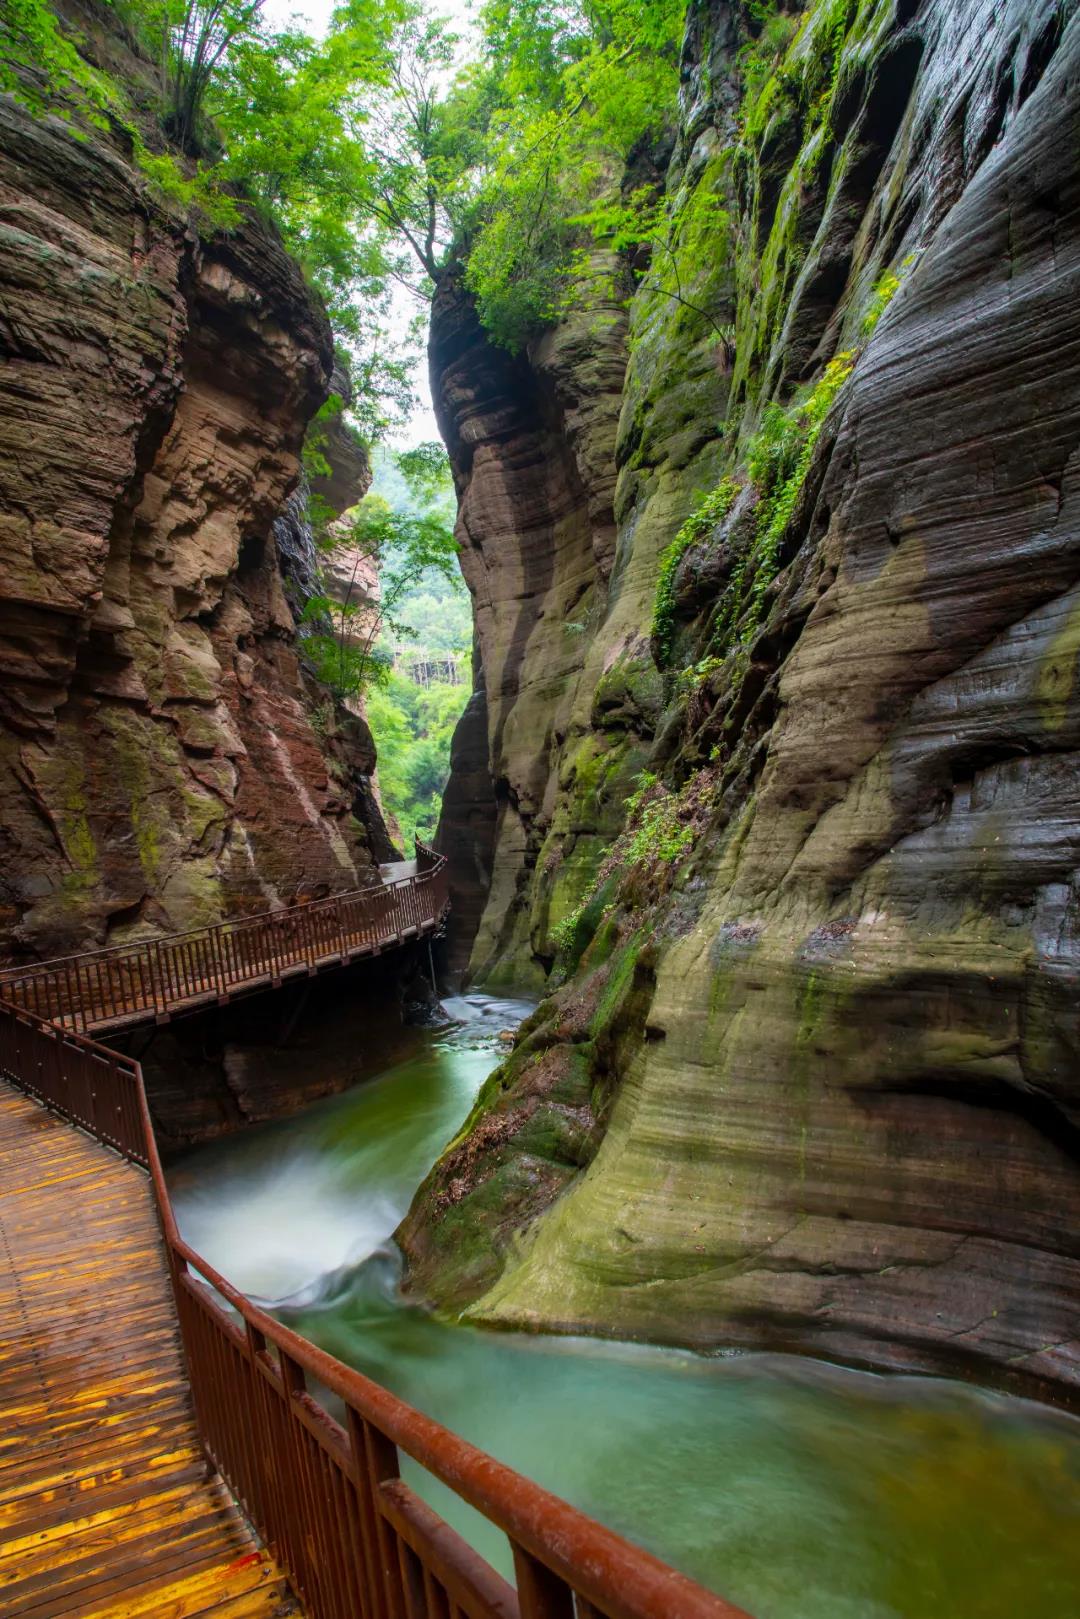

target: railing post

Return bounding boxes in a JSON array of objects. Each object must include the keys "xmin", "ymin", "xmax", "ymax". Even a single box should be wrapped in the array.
[
  {"xmin": 151, "ymin": 939, "xmax": 166, "ymax": 1016},
  {"xmin": 345, "ymin": 1409, "xmax": 388, "ymax": 1619},
  {"xmin": 63, "ymin": 959, "xmax": 79, "ymax": 1030},
  {"xmin": 512, "ymin": 1547, "xmax": 577, "ymax": 1619},
  {"xmin": 209, "ymin": 922, "xmax": 227, "ymax": 997},
  {"xmin": 362, "ymin": 1417, "xmax": 406, "ymax": 1619}
]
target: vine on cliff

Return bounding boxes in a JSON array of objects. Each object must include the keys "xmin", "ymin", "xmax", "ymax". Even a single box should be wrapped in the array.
[
  {"xmin": 551, "ymin": 768, "xmax": 709, "ymax": 966},
  {"xmin": 743, "ymin": 349, "xmax": 855, "ymax": 621},
  {"xmin": 652, "ymin": 478, "xmax": 739, "ymax": 666}
]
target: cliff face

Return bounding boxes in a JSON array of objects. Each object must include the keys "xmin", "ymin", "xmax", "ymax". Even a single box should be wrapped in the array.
[
  {"xmin": 0, "ymin": 52, "xmax": 384, "ymax": 962},
  {"xmin": 430, "ymin": 271, "xmax": 634, "ymax": 991},
  {"xmin": 411, "ymin": 0, "xmax": 1080, "ymax": 1400}
]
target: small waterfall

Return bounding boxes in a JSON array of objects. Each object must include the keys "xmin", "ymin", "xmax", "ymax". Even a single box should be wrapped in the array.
[{"xmin": 166, "ymin": 1002, "xmax": 1080, "ymax": 1616}]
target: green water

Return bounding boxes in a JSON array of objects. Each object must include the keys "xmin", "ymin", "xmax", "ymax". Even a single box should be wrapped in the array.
[{"xmin": 168, "ymin": 995, "xmax": 1080, "ymax": 1619}]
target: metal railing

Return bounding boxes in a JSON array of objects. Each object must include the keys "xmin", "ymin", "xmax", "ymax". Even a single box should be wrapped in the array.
[
  {"xmin": 0, "ymin": 842, "xmax": 450, "ymax": 1033},
  {"xmin": 0, "ymin": 990, "xmax": 753, "ymax": 1619}
]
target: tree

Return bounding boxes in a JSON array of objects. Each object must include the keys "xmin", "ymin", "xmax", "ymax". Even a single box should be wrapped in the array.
[
  {"xmin": 458, "ymin": 0, "xmax": 686, "ymax": 350},
  {"xmin": 166, "ymin": 0, "xmax": 266, "ymax": 151},
  {"xmin": 366, "ymin": 667, "xmax": 471, "ymax": 850},
  {"xmin": 300, "ymin": 495, "xmax": 459, "ymax": 702},
  {"xmin": 344, "ymin": 8, "xmax": 458, "ymax": 284},
  {"xmin": 395, "ymin": 441, "xmax": 455, "ymax": 505}
]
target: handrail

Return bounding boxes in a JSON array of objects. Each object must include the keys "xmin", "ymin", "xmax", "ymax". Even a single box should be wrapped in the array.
[
  {"xmin": 0, "ymin": 986, "xmax": 753, "ymax": 1619},
  {"xmin": 0, "ymin": 840, "xmax": 450, "ymax": 1033}
]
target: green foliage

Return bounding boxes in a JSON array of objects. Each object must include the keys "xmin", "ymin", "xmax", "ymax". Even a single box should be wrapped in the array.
[
  {"xmin": 460, "ymin": 0, "xmax": 686, "ymax": 351},
  {"xmin": 676, "ymin": 654, "xmax": 725, "ymax": 696},
  {"xmin": 133, "ymin": 144, "xmax": 241, "ymax": 224},
  {"xmin": 298, "ymin": 488, "xmax": 459, "ymax": 701},
  {"xmin": 861, "ymin": 254, "xmax": 915, "ymax": 336},
  {"xmin": 552, "ymin": 769, "xmax": 694, "ymax": 959},
  {"xmin": 201, "ymin": 0, "xmax": 422, "ymax": 430},
  {"xmin": 551, "ymin": 897, "xmax": 593, "ymax": 956},
  {"xmin": 737, "ymin": 5, "xmax": 802, "ymax": 137},
  {"xmin": 0, "ymin": 0, "xmax": 234, "ymax": 223},
  {"xmin": 128, "ymin": 0, "xmax": 277, "ymax": 153},
  {"xmin": 10, "ymin": 0, "xmax": 713, "ymax": 390},
  {"xmin": 751, "ymin": 351, "xmax": 854, "ymax": 554},
  {"xmin": 710, "ymin": 350, "xmax": 855, "ymax": 653},
  {"xmin": 569, "ymin": 176, "xmax": 734, "ymax": 348},
  {"xmin": 394, "ymin": 441, "xmax": 454, "ymax": 506},
  {"xmin": 652, "ymin": 477, "xmax": 738, "ymax": 665},
  {"xmin": 301, "ymin": 392, "xmax": 344, "ymax": 484},
  {"xmin": 624, "ymin": 783, "xmax": 692, "ymax": 866},
  {"xmin": 0, "ymin": 0, "xmax": 114, "ymax": 128},
  {"xmin": 862, "ymin": 269, "xmax": 900, "ymax": 336},
  {"xmin": 367, "ymin": 671, "xmax": 471, "ymax": 850},
  {"xmin": 359, "ymin": 453, "xmax": 468, "ymax": 847},
  {"xmin": 300, "ymin": 437, "xmax": 469, "ymax": 850},
  {"xmin": 11, "ymin": 0, "xmax": 424, "ymax": 435}
]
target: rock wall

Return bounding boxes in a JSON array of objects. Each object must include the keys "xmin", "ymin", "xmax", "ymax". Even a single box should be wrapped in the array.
[
  {"xmin": 411, "ymin": 0, "xmax": 1080, "ymax": 1402},
  {"xmin": 0, "ymin": 23, "xmax": 386, "ymax": 963},
  {"xmin": 430, "ymin": 258, "xmax": 637, "ymax": 990},
  {"xmin": 139, "ymin": 951, "xmax": 431, "ymax": 1149}
]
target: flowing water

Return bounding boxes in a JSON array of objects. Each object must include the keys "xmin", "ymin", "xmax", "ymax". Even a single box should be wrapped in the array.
[{"xmin": 168, "ymin": 995, "xmax": 1080, "ymax": 1619}]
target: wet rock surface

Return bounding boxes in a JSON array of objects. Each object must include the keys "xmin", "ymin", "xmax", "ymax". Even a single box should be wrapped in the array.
[
  {"xmin": 0, "ymin": 68, "xmax": 383, "ymax": 962},
  {"xmin": 410, "ymin": 0, "xmax": 1080, "ymax": 1399}
]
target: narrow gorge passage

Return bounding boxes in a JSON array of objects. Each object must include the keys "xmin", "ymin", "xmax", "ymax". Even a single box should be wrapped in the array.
[
  {"xmin": 3, "ymin": 0, "xmax": 1080, "ymax": 1612},
  {"xmin": 167, "ymin": 1000, "xmax": 1080, "ymax": 1619}
]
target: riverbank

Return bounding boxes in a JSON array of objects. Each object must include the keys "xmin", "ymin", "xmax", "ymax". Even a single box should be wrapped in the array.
[{"xmin": 167, "ymin": 996, "xmax": 1080, "ymax": 1618}]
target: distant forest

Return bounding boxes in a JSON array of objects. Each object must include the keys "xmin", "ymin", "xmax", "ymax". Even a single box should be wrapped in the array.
[{"xmin": 367, "ymin": 446, "xmax": 472, "ymax": 852}]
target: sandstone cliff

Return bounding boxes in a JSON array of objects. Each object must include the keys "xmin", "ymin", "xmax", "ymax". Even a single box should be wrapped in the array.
[
  {"xmin": 0, "ymin": 13, "xmax": 387, "ymax": 964},
  {"xmin": 408, "ymin": 0, "xmax": 1080, "ymax": 1401}
]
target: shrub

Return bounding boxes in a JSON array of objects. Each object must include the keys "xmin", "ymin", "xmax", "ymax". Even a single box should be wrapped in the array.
[{"xmin": 652, "ymin": 477, "xmax": 739, "ymax": 665}]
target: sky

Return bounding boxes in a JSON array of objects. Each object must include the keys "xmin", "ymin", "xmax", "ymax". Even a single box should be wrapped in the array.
[{"xmin": 258, "ymin": 1, "xmax": 477, "ymax": 449}]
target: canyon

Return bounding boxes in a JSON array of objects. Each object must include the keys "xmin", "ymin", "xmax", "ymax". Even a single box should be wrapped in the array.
[
  {"xmin": 406, "ymin": 0, "xmax": 1080, "ymax": 1403},
  {"xmin": 1, "ymin": 0, "xmax": 1077, "ymax": 1411},
  {"xmin": 0, "ymin": 6, "xmax": 390, "ymax": 969}
]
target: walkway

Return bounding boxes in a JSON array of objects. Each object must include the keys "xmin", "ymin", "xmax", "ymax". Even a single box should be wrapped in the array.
[
  {"xmin": 378, "ymin": 859, "xmax": 418, "ymax": 884},
  {"xmin": 0, "ymin": 1084, "xmax": 299, "ymax": 1618},
  {"xmin": 0, "ymin": 877, "xmax": 750, "ymax": 1619},
  {"xmin": 0, "ymin": 845, "xmax": 449, "ymax": 1037}
]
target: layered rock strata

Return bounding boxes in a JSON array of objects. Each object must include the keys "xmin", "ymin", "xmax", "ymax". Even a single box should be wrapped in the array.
[
  {"xmin": 430, "ymin": 259, "xmax": 636, "ymax": 990},
  {"xmin": 0, "ymin": 31, "xmax": 385, "ymax": 962},
  {"xmin": 411, "ymin": 0, "xmax": 1080, "ymax": 1401}
]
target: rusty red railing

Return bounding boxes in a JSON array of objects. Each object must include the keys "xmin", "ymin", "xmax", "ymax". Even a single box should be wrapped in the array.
[
  {"xmin": 0, "ymin": 841, "xmax": 450, "ymax": 1034},
  {"xmin": 0, "ymin": 913, "xmax": 753, "ymax": 1619}
]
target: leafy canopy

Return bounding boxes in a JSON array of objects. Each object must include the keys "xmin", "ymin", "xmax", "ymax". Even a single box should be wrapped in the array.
[
  {"xmin": 459, "ymin": 0, "xmax": 686, "ymax": 350},
  {"xmin": 367, "ymin": 670, "xmax": 471, "ymax": 850},
  {"xmin": 13, "ymin": 0, "xmax": 695, "ymax": 390},
  {"xmin": 300, "ymin": 490, "xmax": 460, "ymax": 701}
]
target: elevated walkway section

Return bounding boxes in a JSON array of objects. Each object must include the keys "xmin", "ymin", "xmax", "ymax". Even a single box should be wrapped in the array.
[
  {"xmin": 0, "ymin": 844, "xmax": 449, "ymax": 1037},
  {"xmin": 0, "ymin": 841, "xmax": 750, "ymax": 1619},
  {"xmin": 0, "ymin": 1084, "xmax": 298, "ymax": 1617}
]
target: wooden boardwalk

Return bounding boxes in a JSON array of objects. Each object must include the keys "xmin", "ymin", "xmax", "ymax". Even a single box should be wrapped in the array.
[
  {"xmin": 0, "ymin": 1085, "xmax": 301, "ymax": 1618},
  {"xmin": 0, "ymin": 849, "xmax": 449, "ymax": 1038}
]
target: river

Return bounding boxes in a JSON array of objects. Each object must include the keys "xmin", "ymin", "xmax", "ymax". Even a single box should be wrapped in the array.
[{"xmin": 167, "ymin": 994, "xmax": 1080, "ymax": 1619}]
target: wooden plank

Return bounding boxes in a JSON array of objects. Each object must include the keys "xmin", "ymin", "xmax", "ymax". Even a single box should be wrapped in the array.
[
  {"xmin": 0, "ymin": 1084, "xmax": 305, "ymax": 1618},
  {"xmin": 71, "ymin": 1550, "xmax": 299, "ymax": 1618}
]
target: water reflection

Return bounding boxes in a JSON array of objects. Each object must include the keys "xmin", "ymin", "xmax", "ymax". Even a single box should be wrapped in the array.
[{"xmin": 168, "ymin": 995, "xmax": 1080, "ymax": 1618}]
